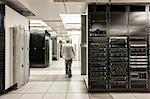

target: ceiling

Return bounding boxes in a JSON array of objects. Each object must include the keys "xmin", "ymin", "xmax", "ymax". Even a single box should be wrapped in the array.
[
  {"xmin": 9, "ymin": 0, "xmax": 150, "ymax": 36},
  {"xmin": 26, "ymin": 0, "xmax": 87, "ymax": 36}
]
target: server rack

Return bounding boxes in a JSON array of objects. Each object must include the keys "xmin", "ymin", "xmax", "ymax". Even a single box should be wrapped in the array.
[
  {"xmin": 86, "ymin": 4, "xmax": 150, "ymax": 92},
  {"xmin": 129, "ymin": 5, "xmax": 149, "ymax": 90},
  {"xmin": 12, "ymin": 26, "xmax": 30, "ymax": 88},
  {"xmin": 149, "ymin": 6, "xmax": 150, "ymax": 90},
  {"xmin": 30, "ymin": 32, "xmax": 51, "ymax": 68},
  {"xmin": 0, "ymin": 5, "xmax": 5, "ymax": 94},
  {"xmin": 52, "ymin": 37, "xmax": 60, "ymax": 60},
  {"xmin": 45, "ymin": 32, "xmax": 51, "ymax": 67},
  {"xmin": 88, "ymin": 5, "xmax": 109, "ymax": 91},
  {"xmin": 49, "ymin": 39, "xmax": 53, "ymax": 65},
  {"xmin": 81, "ymin": 15, "xmax": 87, "ymax": 75},
  {"xmin": 109, "ymin": 5, "xmax": 128, "ymax": 90}
]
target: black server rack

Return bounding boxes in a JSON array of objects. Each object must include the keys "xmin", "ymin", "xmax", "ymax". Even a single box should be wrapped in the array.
[
  {"xmin": 0, "ymin": 5, "xmax": 5, "ymax": 94},
  {"xmin": 86, "ymin": 4, "xmax": 150, "ymax": 92},
  {"xmin": 81, "ymin": 15, "xmax": 87, "ymax": 75},
  {"xmin": 109, "ymin": 5, "xmax": 128, "ymax": 90},
  {"xmin": 45, "ymin": 39, "xmax": 49, "ymax": 67},
  {"xmin": 88, "ymin": 5, "xmax": 108, "ymax": 91},
  {"xmin": 30, "ymin": 32, "xmax": 50, "ymax": 68},
  {"xmin": 45, "ymin": 32, "xmax": 50, "ymax": 67},
  {"xmin": 129, "ymin": 5, "xmax": 149, "ymax": 90}
]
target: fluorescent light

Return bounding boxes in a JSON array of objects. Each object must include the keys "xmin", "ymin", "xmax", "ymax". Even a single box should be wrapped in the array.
[
  {"xmin": 68, "ymin": 31, "xmax": 81, "ymax": 35},
  {"xmin": 30, "ymin": 20, "xmax": 42, "ymax": 23},
  {"xmin": 30, "ymin": 24, "xmax": 46, "ymax": 27},
  {"xmin": 66, "ymin": 23, "xmax": 81, "ymax": 27},
  {"xmin": 60, "ymin": 14, "xmax": 81, "ymax": 30},
  {"xmin": 60, "ymin": 14, "xmax": 81, "ymax": 23},
  {"xmin": 30, "ymin": 20, "xmax": 52, "ymax": 31}
]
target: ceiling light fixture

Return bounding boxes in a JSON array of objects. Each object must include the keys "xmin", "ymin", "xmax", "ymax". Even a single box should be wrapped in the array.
[
  {"xmin": 30, "ymin": 20, "xmax": 53, "ymax": 31},
  {"xmin": 109, "ymin": 0, "xmax": 111, "ymax": 4}
]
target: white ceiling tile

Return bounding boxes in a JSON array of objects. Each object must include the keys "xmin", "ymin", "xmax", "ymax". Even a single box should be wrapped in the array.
[
  {"xmin": 55, "ymin": 2, "xmax": 67, "ymax": 14},
  {"xmin": 27, "ymin": 0, "xmax": 67, "ymax": 34},
  {"xmin": 28, "ymin": 0, "xmax": 62, "ymax": 20},
  {"xmin": 65, "ymin": 2, "xmax": 87, "ymax": 14}
]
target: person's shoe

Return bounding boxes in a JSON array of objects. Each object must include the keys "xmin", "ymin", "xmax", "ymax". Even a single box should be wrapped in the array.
[{"xmin": 68, "ymin": 75, "xmax": 72, "ymax": 78}]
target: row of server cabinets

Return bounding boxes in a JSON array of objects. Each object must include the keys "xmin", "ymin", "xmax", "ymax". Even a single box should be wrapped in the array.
[
  {"xmin": 11, "ymin": 27, "xmax": 30, "ymax": 89},
  {"xmin": 30, "ymin": 32, "xmax": 52, "ymax": 68},
  {"xmin": 86, "ymin": 4, "xmax": 150, "ymax": 91}
]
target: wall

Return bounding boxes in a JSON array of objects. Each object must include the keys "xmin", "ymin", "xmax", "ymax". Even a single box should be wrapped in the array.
[{"xmin": 5, "ymin": 5, "xmax": 29, "ymax": 89}]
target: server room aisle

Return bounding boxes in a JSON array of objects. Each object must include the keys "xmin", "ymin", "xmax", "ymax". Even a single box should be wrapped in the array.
[{"xmin": 0, "ymin": 59, "xmax": 150, "ymax": 99}]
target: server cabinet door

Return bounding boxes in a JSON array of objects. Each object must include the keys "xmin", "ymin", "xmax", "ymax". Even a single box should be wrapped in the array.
[
  {"xmin": 30, "ymin": 33, "xmax": 45, "ymax": 67},
  {"xmin": 52, "ymin": 38, "xmax": 59, "ymax": 60},
  {"xmin": 26, "ymin": 32, "xmax": 30, "ymax": 80},
  {"xmin": 27, "ymin": 31, "xmax": 30, "ymax": 82},
  {"xmin": 19, "ymin": 27, "xmax": 25, "ymax": 87},
  {"xmin": 49, "ymin": 39, "xmax": 52, "ymax": 65},
  {"xmin": 13, "ymin": 27, "xmax": 25, "ymax": 88},
  {"xmin": 24, "ymin": 30, "xmax": 29, "ymax": 83},
  {"xmin": 81, "ymin": 15, "xmax": 87, "ymax": 75},
  {"xmin": 29, "ymin": 34, "xmax": 37, "ymax": 66},
  {"xmin": 45, "ymin": 39, "xmax": 49, "ymax": 67}
]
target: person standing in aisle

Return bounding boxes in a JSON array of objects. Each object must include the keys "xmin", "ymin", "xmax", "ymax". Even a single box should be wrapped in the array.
[{"xmin": 62, "ymin": 40, "xmax": 75, "ymax": 78}]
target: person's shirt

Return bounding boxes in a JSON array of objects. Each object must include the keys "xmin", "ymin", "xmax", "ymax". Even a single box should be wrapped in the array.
[{"xmin": 62, "ymin": 43, "xmax": 75, "ymax": 60}]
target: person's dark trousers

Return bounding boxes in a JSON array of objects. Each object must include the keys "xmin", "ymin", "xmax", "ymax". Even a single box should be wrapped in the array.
[{"xmin": 65, "ymin": 59, "xmax": 72, "ymax": 77}]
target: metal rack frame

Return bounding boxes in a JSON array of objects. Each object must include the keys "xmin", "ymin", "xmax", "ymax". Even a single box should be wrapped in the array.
[{"xmin": 0, "ymin": 4, "xmax": 5, "ymax": 94}]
